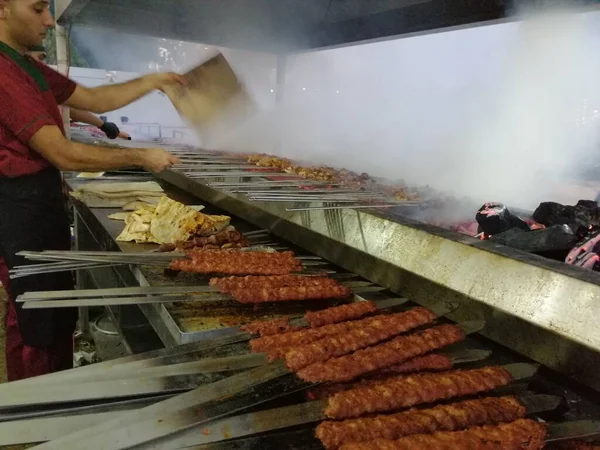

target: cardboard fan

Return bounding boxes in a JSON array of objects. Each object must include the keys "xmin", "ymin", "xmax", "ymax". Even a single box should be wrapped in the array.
[{"xmin": 163, "ymin": 54, "xmax": 255, "ymax": 145}]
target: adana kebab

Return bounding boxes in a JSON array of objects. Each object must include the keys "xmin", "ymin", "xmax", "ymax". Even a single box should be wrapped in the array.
[
  {"xmin": 337, "ymin": 418, "xmax": 547, "ymax": 450},
  {"xmin": 250, "ymin": 306, "xmax": 435, "ymax": 357},
  {"xmin": 209, "ymin": 275, "xmax": 352, "ymax": 303},
  {"xmin": 325, "ymin": 365, "xmax": 514, "ymax": 419},
  {"xmin": 170, "ymin": 250, "xmax": 302, "ymax": 275},
  {"xmin": 284, "ymin": 307, "xmax": 437, "ymax": 371},
  {"xmin": 307, "ymin": 353, "xmax": 455, "ymax": 400},
  {"xmin": 240, "ymin": 300, "xmax": 379, "ymax": 336},
  {"xmin": 317, "ymin": 395, "xmax": 528, "ymax": 449},
  {"xmin": 298, "ymin": 324, "xmax": 465, "ymax": 382}
]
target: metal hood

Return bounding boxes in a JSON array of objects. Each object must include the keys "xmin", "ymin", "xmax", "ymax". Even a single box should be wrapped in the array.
[{"xmin": 57, "ymin": 0, "xmax": 508, "ymax": 52}]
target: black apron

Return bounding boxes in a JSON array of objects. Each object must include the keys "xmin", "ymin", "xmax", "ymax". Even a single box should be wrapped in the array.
[
  {"xmin": 0, "ymin": 169, "xmax": 77, "ymax": 347},
  {"xmin": 0, "ymin": 44, "xmax": 77, "ymax": 348}
]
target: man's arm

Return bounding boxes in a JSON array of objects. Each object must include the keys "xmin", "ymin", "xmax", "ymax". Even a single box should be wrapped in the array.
[
  {"xmin": 70, "ymin": 109, "xmax": 125, "ymax": 139},
  {"xmin": 69, "ymin": 109, "xmax": 104, "ymax": 127},
  {"xmin": 64, "ymin": 73, "xmax": 186, "ymax": 114},
  {"xmin": 29, "ymin": 125, "xmax": 179, "ymax": 172}
]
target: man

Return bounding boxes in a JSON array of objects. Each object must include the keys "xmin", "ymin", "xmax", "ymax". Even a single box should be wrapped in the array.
[
  {"xmin": 0, "ymin": 0, "xmax": 184, "ymax": 381},
  {"xmin": 29, "ymin": 44, "xmax": 131, "ymax": 140}
]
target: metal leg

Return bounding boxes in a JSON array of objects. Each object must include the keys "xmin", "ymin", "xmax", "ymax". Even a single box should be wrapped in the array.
[{"xmin": 74, "ymin": 211, "xmax": 91, "ymax": 339}]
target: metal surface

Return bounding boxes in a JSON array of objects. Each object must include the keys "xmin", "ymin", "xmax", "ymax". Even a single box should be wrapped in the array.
[
  {"xmin": 32, "ymin": 362, "xmax": 307, "ymax": 450},
  {"xmin": 547, "ymin": 420, "xmax": 600, "ymax": 443},
  {"xmin": 138, "ymin": 394, "xmax": 562, "ymax": 450},
  {"xmin": 20, "ymin": 286, "xmax": 387, "ymax": 308},
  {"xmin": 155, "ymin": 167, "xmax": 600, "ymax": 392},
  {"xmin": 0, "ymin": 372, "xmax": 230, "ymax": 408},
  {"xmin": 9, "ymin": 332, "xmax": 251, "ymax": 387},
  {"xmin": 175, "ymin": 422, "xmax": 600, "ymax": 450},
  {"xmin": 56, "ymin": 0, "xmax": 512, "ymax": 52}
]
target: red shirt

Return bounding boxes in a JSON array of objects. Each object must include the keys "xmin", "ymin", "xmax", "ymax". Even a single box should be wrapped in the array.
[{"xmin": 0, "ymin": 43, "xmax": 76, "ymax": 177}]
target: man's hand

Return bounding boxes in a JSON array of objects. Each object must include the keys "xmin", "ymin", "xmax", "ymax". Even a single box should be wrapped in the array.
[
  {"xmin": 141, "ymin": 148, "xmax": 181, "ymax": 173},
  {"xmin": 99, "ymin": 121, "xmax": 120, "ymax": 139},
  {"xmin": 118, "ymin": 131, "xmax": 131, "ymax": 140},
  {"xmin": 146, "ymin": 72, "xmax": 187, "ymax": 93}
]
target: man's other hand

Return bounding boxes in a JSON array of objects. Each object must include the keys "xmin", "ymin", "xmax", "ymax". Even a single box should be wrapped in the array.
[
  {"xmin": 99, "ymin": 122, "xmax": 120, "ymax": 139},
  {"xmin": 141, "ymin": 149, "xmax": 181, "ymax": 173}
]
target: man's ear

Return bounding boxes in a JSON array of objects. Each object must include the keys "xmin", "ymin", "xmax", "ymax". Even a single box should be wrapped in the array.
[{"xmin": 0, "ymin": 1, "xmax": 8, "ymax": 20}]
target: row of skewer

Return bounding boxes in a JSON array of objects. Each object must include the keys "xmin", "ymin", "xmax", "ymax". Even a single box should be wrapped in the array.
[
  {"xmin": 166, "ymin": 148, "xmax": 422, "ymax": 211},
  {"xmin": 3, "ymin": 289, "xmax": 600, "ymax": 449}
]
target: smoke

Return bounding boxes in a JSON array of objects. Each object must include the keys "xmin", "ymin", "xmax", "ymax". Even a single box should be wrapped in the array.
[{"xmin": 216, "ymin": 7, "xmax": 600, "ymax": 211}]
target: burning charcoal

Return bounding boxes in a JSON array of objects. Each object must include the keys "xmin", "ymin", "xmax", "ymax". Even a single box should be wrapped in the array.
[
  {"xmin": 566, "ymin": 229, "xmax": 600, "ymax": 270},
  {"xmin": 476, "ymin": 202, "xmax": 530, "ymax": 237},
  {"xmin": 489, "ymin": 225, "xmax": 577, "ymax": 254},
  {"xmin": 533, "ymin": 201, "xmax": 600, "ymax": 233}
]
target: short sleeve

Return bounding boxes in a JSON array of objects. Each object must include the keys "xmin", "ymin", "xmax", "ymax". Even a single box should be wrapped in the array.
[
  {"xmin": 0, "ymin": 62, "xmax": 57, "ymax": 144},
  {"xmin": 36, "ymin": 62, "xmax": 77, "ymax": 105}
]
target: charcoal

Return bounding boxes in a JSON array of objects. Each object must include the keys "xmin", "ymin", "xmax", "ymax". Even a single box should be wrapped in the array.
[
  {"xmin": 476, "ymin": 203, "xmax": 530, "ymax": 236},
  {"xmin": 533, "ymin": 201, "xmax": 600, "ymax": 233},
  {"xmin": 489, "ymin": 225, "xmax": 577, "ymax": 253},
  {"xmin": 576, "ymin": 200, "xmax": 598, "ymax": 209}
]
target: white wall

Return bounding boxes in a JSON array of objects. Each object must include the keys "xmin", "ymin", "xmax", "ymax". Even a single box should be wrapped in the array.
[
  {"xmin": 219, "ymin": 9, "xmax": 600, "ymax": 210},
  {"xmin": 64, "ymin": 67, "xmax": 194, "ymax": 141}
]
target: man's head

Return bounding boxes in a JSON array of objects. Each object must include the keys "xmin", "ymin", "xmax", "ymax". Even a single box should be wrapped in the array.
[
  {"xmin": 27, "ymin": 43, "xmax": 46, "ymax": 62},
  {"xmin": 0, "ymin": 0, "xmax": 54, "ymax": 52}
]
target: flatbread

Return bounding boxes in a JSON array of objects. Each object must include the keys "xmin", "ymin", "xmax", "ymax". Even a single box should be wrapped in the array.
[
  {"xmin": 150, "ymin": 196, "xmax": 230, "ymax": 244},
  {"xmin": 108, "ymin": 212, "xmax": 131, "ymax": 221}
]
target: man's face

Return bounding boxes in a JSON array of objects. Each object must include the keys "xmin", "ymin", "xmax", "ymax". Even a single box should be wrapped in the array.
[
  {"xmin": 28, "ymin": 50, "xmax": 46, "ymax": 63},
  {"xmin": 0, "ymin": 0, "xmax": 54, "ymax": 50}
]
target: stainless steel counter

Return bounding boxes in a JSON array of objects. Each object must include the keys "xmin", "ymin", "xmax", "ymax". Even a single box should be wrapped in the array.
[{"xmin": 154, "ymin": 168, "xmax": 600, "ymax": 393}]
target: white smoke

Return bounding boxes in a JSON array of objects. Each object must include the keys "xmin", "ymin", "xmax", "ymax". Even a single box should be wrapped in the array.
[{"xmin": 216, "ymin": 7, "xmax": 600, "ymax": 211}]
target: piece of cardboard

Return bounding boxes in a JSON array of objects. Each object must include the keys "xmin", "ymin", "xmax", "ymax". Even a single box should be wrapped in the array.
[{"xmin": 163, "ymin": 54, "xmax": 255, "ymax": 145}]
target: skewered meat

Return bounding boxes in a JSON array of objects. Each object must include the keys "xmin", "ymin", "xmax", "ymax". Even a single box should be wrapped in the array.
[
  {"xmin": 546, "ymin": 441, "xmax": 600, "ymax": 450},
  {"xmin": 307, "ymin": 353, "xmax": 455, "ymax": 400},
  {"xmin": 325, "ymin": 365, "xmax": 513, "ymax": 419},
  {"xmin": 380, "ymin": 353, "xmax": 453, "ymax": 374},
  {"xmin": 232, "ymin": 285, "xmax": 351, "ymax": 304},
  {"xmin": 299, "ymin": 324, "xmax": 465, "ymax": 383},
  {"xmin": 285, "ymin": 307, "xmax": 437, "ymax": 371},
  {"xmin": 240, "ymin": 317, "xmax": 294, "ymax": 335},
  {"xmin": 170, "ymin": 250, "xmax": 302, "ymax": 275},
  {"xmin": 240, "ymin": 300, "xmax": 378, "ymax": 337},
  {"xmin": 305, "ymin": 301, "xmax": 377, "ymax": 327},
  {"xmin": 210, "ymin": 274, "xmax": 350, "ymax": 304},
  {"xmin": 337, "ymin": 418, "xmax": 546, "ymax": 450},
  {"xmin": 250, "ymin": 307, "xmax": 434, "ymax": 358},
  {"xmin": 317, "ymin": 396, "xmax": 526, "ymax": 449},
  {"xmin": 210, "ymin": 275, "xmax": 338, "ymax": 293},
  {"xmin": 158, "ymin": 230, "xmax": 249, "ymax": 252}
]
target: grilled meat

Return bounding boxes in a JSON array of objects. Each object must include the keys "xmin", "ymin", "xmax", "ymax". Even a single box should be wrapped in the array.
[
  {"xmin": 305, "ymin": 301, "xmax": 378, "ymax": 327},
  {"xmin": 307, "ymin": 353, "xmax": 455, "ymax": 400},
  {"xmin": 240, "ymin": 300, "xmax": 378, "ymax": 337},
  {"xmin": 337, "ymin": 418, "xmax": 546, "ymax": 450},
  {"xmin": 232, "ymin": 285, "xmax": 351, "ymax": 304},
  {"xmin": 210, "ymin": 275, "xmax": 337, "ymax": 293},
  {"xmin": 317, "ymin": 396, "xmax": 526, "ymax": 449},
  {"xmin": 299, "ymin": 324, "xmax": 465, "ymax": 383},
  {"xmin": 158, "ymin": 230, "xmax": 249, "ymax": 252},
  {"xmin": 170, "ymin": 250, "xmax": 302, "ymax": 275},
  {"xmin": 325, "ymin": 365, "xmax": 513, "ymax": 419},
  {"xmin": 250, "ymin": 308, "xmax": 434, "ymax": 358},
  {"xmin": 285, "ymin": 307, "xmax": 437, "ymax": 371}
]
